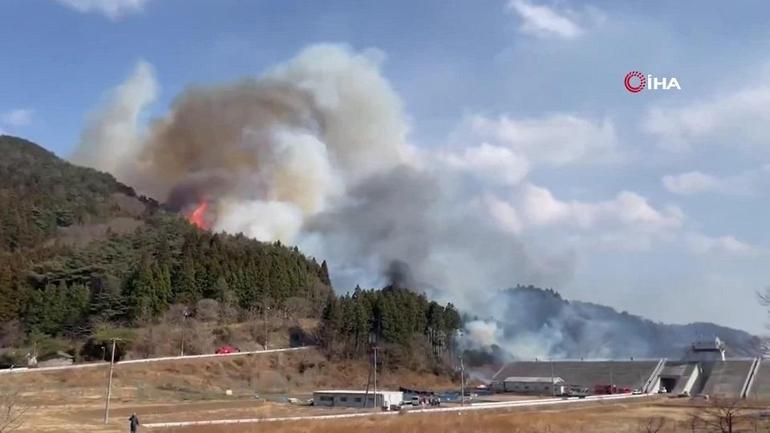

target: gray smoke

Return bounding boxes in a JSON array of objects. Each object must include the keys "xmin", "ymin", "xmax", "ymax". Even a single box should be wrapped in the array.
[
  {"xmin": 72, "ymin": 43, "xmax": 588, "ymax": 355},
  {"xmin": 463, "ymin": 286, "xmax": 760, "ymax": 360},
  {"xmin": 302, "ymin": 165, "xmax": 575, "ymax": 308}
]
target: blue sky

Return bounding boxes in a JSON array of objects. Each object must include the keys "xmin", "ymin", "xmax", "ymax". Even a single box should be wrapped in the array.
[{"xmin": 2, "ymin": 0, "xmax": 770, "ymax": 333}]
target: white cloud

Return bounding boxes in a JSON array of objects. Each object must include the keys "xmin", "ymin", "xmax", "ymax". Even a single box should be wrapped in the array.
[
  {"xmin": 474, "ymin": 183, "xmax": 683, "ymax": 251},
  {"xmin": 1, "ymin": 109, "xmax": 33, "ymax": 127},
  {"xmin": 644, "ymin": 86, "xmax": 770, "ymax": 152},
  {"xmin": 519, "ymin": 183, "xmax": 683, "ymax": 231},
  {"xmin": 467, "ymin": 113, "xmax": 619, "ymax": 166},
  {"xmin": 441, "ymin": 142, "xmax": 530, "ymax": 186},
  {"xmin": 52, "ymin": 0, "xmax": 152, "ymax": 19},
  {"xmin": 686, "ymin": 233, "xmax": 757, "ymax": 256},
  {"xmin": 506, "ymin": 0, "xmax": 602, "ymax": 40},
  {"xmin": 662, "ymin": 171, "xmax": 720, "ymax": 195},
  {"xmin": 662, "ymin": 166, "xmax": 770, "ymax": 196}
]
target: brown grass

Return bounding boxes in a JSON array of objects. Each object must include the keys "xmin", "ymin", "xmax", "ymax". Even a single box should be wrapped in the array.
[
  {"xmin": 7, "ymin": 350, "xmax": 770, "ymax": 433},
  {"xmin": 0, "ymin": 348, "xmax": 458, "ymax": 432},
  {"xmin": 165, "ymin": 401, "xmax": 697, "ymax": 433}
]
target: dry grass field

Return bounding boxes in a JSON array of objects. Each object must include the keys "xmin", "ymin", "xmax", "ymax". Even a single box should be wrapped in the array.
[
  {"xmin": 165, "ymin": 400, "xmax": 770, "ymax": 433},
  {"xmin": 0, "ymin": 348, "xmax": 457, "ymax": 432},
  {"xmin": 4, "ymin": 350, "xmax": 770, "ymax": 433}
]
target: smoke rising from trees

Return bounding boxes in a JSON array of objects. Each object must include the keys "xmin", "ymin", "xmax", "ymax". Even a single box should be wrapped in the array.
[{"xmin": 74, "ymin": 43, "xmax": 704, "ymax": 359}]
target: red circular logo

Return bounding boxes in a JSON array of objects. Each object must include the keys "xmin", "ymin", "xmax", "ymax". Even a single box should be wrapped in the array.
[{"xmin": 624, "ymin": 71, "xmax": 646, "ymax": 93}]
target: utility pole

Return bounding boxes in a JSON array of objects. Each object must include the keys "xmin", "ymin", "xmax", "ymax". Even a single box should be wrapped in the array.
[
  {"xmin": 263, "ymin": 304, "xmax": 270, "ymax": 350},
  {"xmin": 103, "ymin": 338, "xmax": 118, "ymax": 424},
  {"xmin": 180, "ymin": 308, "xmax": 190, "ymax": 356},
  {"xmin": 610, "ymin": 369, "xmax": 614, "ymax": 394},
  {"xmin": 550, "ymin": 359, "xmax": 555, "ymax": 397},
  {"xmin": 373, "ymin": 344, "xmax": 378, "ymax": 408},
  {"xmin": 460, "ymin": 354, "xmax": 465, "ymax": 406}
]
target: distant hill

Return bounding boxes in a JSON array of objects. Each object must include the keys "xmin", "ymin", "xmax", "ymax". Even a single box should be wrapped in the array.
[
  {"xmin": 471, "ymin": 285, "xmax": 760, "ymax": 360},
  {"xmin": 0, "ymin": 135, "xmax": 332, "ymax": 342}
]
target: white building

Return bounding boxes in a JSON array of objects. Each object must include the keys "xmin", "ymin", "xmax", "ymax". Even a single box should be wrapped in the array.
[
  {"xmin": 496, "ymin": 376, "xmax": 566, "ymax": 395},
  {"xmin": 313, "ymin": 390, "xmax": 404, "ymax": 410}
]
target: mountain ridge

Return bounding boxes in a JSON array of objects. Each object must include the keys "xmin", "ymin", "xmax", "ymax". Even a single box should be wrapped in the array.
[{"xmin": 476, "ymin": 285, "xmax": 760, "ymax": 359}]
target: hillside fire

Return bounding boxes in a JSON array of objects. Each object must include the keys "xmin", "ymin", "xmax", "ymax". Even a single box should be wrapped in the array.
[{"xmin": 188, "ymin": 201, "xmax": 210, "ymax": 229}]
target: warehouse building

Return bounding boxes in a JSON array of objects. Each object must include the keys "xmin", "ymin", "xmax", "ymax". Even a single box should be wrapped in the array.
[
  {"xmin": 312, "ymin": 390, "xmax": 403, "ymax": 410},
  {"xmin": 494, "ymin": 376, "xmax": 566, "ymax": 395}
]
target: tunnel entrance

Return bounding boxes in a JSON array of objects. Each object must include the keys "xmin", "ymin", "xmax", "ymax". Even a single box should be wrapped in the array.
[{"xmin": 660, "ymin": 377, "xmax": 678, "ymax": 393}]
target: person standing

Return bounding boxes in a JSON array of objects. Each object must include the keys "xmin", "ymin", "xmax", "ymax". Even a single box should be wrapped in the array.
[{"xmin": 128, "ymin": 413, "xmax": 140, "ymax": 433}]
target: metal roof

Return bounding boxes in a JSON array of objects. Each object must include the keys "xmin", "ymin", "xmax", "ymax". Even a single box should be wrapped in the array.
[{"xmin": 503, "ymin": 376, "xmax": 565, "ymax": 383}]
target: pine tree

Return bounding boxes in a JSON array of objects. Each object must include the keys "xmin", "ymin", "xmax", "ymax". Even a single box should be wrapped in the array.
[
  {"xmin": 319, "ymin": 294, "xmax": 342, "ymax": 352},
  {"xmin": 173, "ymin": 256, "xmax": 199, "ymax": 303},
  {"xmin": 125, "ymin": 257, "xmax": 161, "ymax": 323},
  {"xmin": 320, "ymin": 260, "xmax": 331, "ymax": 286}
]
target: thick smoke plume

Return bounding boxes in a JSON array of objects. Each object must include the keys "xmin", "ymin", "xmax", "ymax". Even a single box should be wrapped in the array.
[
  {"xmin": 73, "ymin": 43, "xmax": 584, "ymax": 356},
  {"xmin": 75, "ymin": 44, "xmax": 412, "ymax": 242}
]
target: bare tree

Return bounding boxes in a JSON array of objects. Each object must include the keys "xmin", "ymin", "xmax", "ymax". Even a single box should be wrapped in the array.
[
  {"xmin": 691, "ymin": 398, "xmax": 746, "ymax": 433},
  {"xmin": 246, "ymin": 297, "xmax": 273, "ymax": 348},
  {"xmin": 194, "ymin": 298, "xmax": 220, "ymax": 323},
  {"xmin": 640, "ymin": 417, "xmax": 667, "ymax": 433},
  {"xmin": 0, "ymin": 388, "xmax": 29, "ymax": 433}
]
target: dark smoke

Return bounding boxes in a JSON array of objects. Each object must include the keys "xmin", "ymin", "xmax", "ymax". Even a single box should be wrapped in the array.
[
  {"xmin": 385, "ymin": 260, "xmax": 415, "ymax": 289},
  {"xmin": 164, "ymin": 172, "xmax": 233, "ymax": 212}
]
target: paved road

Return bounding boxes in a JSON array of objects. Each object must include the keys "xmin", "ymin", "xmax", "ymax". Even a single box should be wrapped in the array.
[
  {"xmin": 143, "ymin": 393, "xmax": 651, "ymax": 429},
  {"xmin": 0, "ymin": 346, "xmax": 314, "ymax": 375}
]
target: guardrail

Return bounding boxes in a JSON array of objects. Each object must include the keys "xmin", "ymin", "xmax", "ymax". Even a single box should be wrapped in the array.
[{"xmin": 0, "ymin": 346, "xmax": 315, "ymax": 375}]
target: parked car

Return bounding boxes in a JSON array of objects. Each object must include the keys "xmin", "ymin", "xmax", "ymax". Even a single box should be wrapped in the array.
[
  {"xmin": 565, "ymin": 385, "xmax": 590, "ymax": 398},
  {"xmin": 215, "ymin": 345, "xmax": 240, "ymax": 354}
]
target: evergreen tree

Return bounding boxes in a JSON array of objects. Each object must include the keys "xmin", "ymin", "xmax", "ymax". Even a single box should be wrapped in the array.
[
  {"xmin": 320, "ymin": 260, "xmax": 331, "ymax": 286},
  {"xmin": 319, "ymin": 294, "xmax": 343, "ymax": 351}
]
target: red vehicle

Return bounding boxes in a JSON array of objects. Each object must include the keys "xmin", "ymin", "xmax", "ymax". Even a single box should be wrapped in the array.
[
  {"xmin": 215, "ymin": 345, "xmax": 240, "ymax": 355},
  {"xmin": 594, "ymin": 384, "xmax": 631, "ymax": 395}
]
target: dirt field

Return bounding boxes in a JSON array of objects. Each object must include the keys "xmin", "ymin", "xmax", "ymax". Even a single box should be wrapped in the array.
[
  {"xmin": 160, "ymin": 400, "xmax": 770, "ymax": 433},
  {"xmin": 0, "ymin": 348, "xmax": 457, "ymax": 432},
  {"xmin": 4, "ymin": 350, "xmax": 770, "ymax": 433}
]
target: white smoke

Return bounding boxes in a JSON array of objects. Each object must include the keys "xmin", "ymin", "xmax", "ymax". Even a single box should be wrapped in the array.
[{"xmin": 71, "ymin": 61, "xmax": 157, "ymax": 178}]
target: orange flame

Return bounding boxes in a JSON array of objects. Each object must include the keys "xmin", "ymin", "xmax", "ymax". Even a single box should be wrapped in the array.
[{"xmin": 188, "ymin": 201, "xmax": 209, "ymax": 230}]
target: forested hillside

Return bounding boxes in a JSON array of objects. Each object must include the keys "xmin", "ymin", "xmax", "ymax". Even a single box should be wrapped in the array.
[
  {"xmin": 0, "ymin": 135, "xmax": 461, "ymax": 375},
  {"xmin": 319, "ymin": 286, "xmax": 462, "ymax": 369},
  {"xmin": 0, "ymin": 135, "xmax": 332, "ymax": 347}
]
